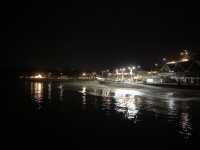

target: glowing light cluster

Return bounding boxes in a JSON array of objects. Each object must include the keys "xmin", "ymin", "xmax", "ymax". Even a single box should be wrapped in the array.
[
  {"xmin": 114, "ymin": 89, "xmax": 142, "ymax": 98},
  {"xmin": 167, "ymin": 61, "xmax": 176, "ymax": 64},
  {"xmin": 146, "ymin": 78, "xmax": 154, "ymax": 83},
  {"xmin": 181, "ymin": 58, "xmax": 189, "ymax": 62},
  {"xmin": 34, "ymin": 74, "xmax": 43, "ymax": 79}
]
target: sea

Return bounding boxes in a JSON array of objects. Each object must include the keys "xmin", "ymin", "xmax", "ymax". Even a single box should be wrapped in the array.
[{"xmin": 2, "ymin": 77, "xmax": 200, "ymax": 149}]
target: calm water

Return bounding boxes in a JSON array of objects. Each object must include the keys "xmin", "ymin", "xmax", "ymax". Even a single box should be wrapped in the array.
[{"xmin": 3, "ymin": 79, "xmax": 200, "ymax": 148}]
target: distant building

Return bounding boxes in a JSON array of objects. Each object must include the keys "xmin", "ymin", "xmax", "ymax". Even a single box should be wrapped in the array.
[{"xmin": 160, "ymin": 59, "xmax": 200, "ymax": 85}]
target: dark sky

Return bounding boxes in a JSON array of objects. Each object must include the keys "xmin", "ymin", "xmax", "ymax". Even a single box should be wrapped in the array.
[{"xmin": 2, "ymin": 1, "xmax": 200, "ymax": 71}]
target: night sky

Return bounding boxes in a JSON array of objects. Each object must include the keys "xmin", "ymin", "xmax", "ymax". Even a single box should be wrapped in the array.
[{"xmin": 2, "ymin": 1, "xmax": 200, "ymax": 71}]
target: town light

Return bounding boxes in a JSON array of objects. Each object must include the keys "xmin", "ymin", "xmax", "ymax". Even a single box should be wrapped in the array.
[
  {"xmin": 128, "ymin": 66, "xmax": 136, "ymax": 70},
  {"xmin": 180, "ymin": 52, "xmax": 184, "ymax": 56},
  {"xmin": 116, "ymin": 69, "xmax": 119, "ymax": 74},
  {"xmin": 81, "ymin": 87, "xmax": 86, "ymax": 95},
  {"xmin": 181, "ymin": 58, "xmax": 189, "ymax": 62},
  {"xmin": 167, "ymin": 61, "xmax": 176, "ymax": 64},
  {"xmin": 180, "ymin": 49, "xmax": 190, "ymax": 59},
  {"xmin": 35, "ymin": 74, "xmax": 43, "ymax": 79},
  {"xmin": 146, "ymin": 78, "xmax": 154, "ymax": 83}
]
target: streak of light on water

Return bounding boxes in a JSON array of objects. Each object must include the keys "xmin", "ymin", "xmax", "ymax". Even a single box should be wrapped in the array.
[{"xmin": 27, "ymin": 80, "xmax": 200, "ymax": 144}]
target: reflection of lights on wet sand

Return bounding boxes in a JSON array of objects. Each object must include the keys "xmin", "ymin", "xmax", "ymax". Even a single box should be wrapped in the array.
[
  {"xmin": 114, "ymin": 89, "xmax": 142, "ymax": 98},
  {"xmin": 168, "ymin": 99, "xmax": 175, "ymax": 111},
  {"xmin": 48, "ymin": 83, "xmax": 52, "ymax": 99},
  {"xmin": 58, "ymin": 84, "xmax": 64, "ymax": 100},
  {"xmin": 31, "ymin": 82, "xmax": 44, "ymax": 107},
  {"xmin": 35, "ymin": 82, "xmax": 42, "ymax": 91},
  {"xmin": 114, "ymin": 89, "xmax": 141, "ymax": 120},
  {"xmin": 126, "ymin": 100, "xmax": 138, "ymax": 119},
  {"xmin": 32, "ymin": 74, "xmax": 44, "ymax": 79},
  {"xmin": 115, "ymin": 98, "xmax": 139, "ymax": 120},
  {"xmin": 79, "ymin": 87, "xmax": 142, "ymax": 120},
  {"xmin": 81, "ymin": 87, "xmax": 86, "ymax": 95},
  {"xmin": 81, "ymin": 87, "xmax": 87, "ymax": 110},
  {"xmin": 165, "ymin": 92, "xmax": 177, "ymax": 117},
  {"xmin": 179, "ymin": 112, "xmax": 192, "ymax": 141}
]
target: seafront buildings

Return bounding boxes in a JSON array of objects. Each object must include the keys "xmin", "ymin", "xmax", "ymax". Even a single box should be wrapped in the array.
[
  {"xmin": 22, "ymin": 50, "xmax": 200, "ymax": 86},
  {"xmin": 98, "ymin": 50, "xmax": 200, "ymax": 86}
]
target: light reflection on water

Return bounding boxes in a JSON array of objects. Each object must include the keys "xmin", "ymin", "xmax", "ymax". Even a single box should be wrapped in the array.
[
  {"xmin": 27, "ymin": 81, "xmax": 199, "ymax": 143},
  {"xmin": 58, "ymin": 83, "xmax": 64, "ymax": 101},
  {"xmin": 30, "ymin": 82, "xmax": 44, "ymax": 109},
  {"xmin": 179, "ymin": 103, "xmax": 193, "ymax": 142},
  {"xmin": 48, "ymin": 83, "xmax": 52, "ymax": 99},
  {"xmin": 79, "ymin": 85, "xmax": 195, "ymax": 142}
]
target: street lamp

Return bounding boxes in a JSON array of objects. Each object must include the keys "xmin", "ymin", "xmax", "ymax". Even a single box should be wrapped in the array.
[
  {"xmin": 122, "ymin": 68, "xmax": 125, "ymax": 81},
  {"xmin": 116, "ymin": 69, "xmax": 119, "ymax": 80},
  {"xmin": 128, "ymin": 66, "xmax": 136, "ymax": 82},
  {"xmin": 120, "ymin": 68, "xmax": 125, "ymax": 81}
]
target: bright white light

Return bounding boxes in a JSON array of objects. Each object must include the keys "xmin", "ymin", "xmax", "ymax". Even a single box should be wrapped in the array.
[
  {"xmin": 128, "ymin": 66, "xmax": 136, "ymax": 71},
  {"xmin": 181, "ymin": 58, "xmax": 189, "ymax": 62},
  {"xmin": 33, "ymin": 82, "xmax": 43, "ymax": 101},
  {"xmin": 96, "ymin": 77, "xmax": 104, "ymax": 81},
  {"xmin": 146, "ymin": 78, "xmax": 154, "ymax": 83},
  {"xmin": 114, "ymin": 89, "xmax": 142, "ymax": 98},
  {"xmin": 81, "ymin": 87, "xmax": 86, "ymax": 95},
  {"xmin": 180, "ymin": 52, "xmax": 184, "ymax": 56},
  {"xmin": 82, "ymin": 73, "xmax": 86, "ymax": 76},
  {"xmin": 167, "ymin": 61, "xmax": 176, "ymax": 64},
  {"xmin": 35, "ymin": 74, "xmax": 43, "ymax": 79},
  {"xmin": 133, "ymin": 76, "xmax": 139, "ymax": 80},
  {"xmin": 114, "ymin": 89, "xmax": 141, "ymax": 120},
  {"xmin": 126, "ymin": 102, "xmax": 138, "ymax": 119},
  {"xmin": 116, "ymin": 69, "xmax": 119, "ymax": 74}
]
